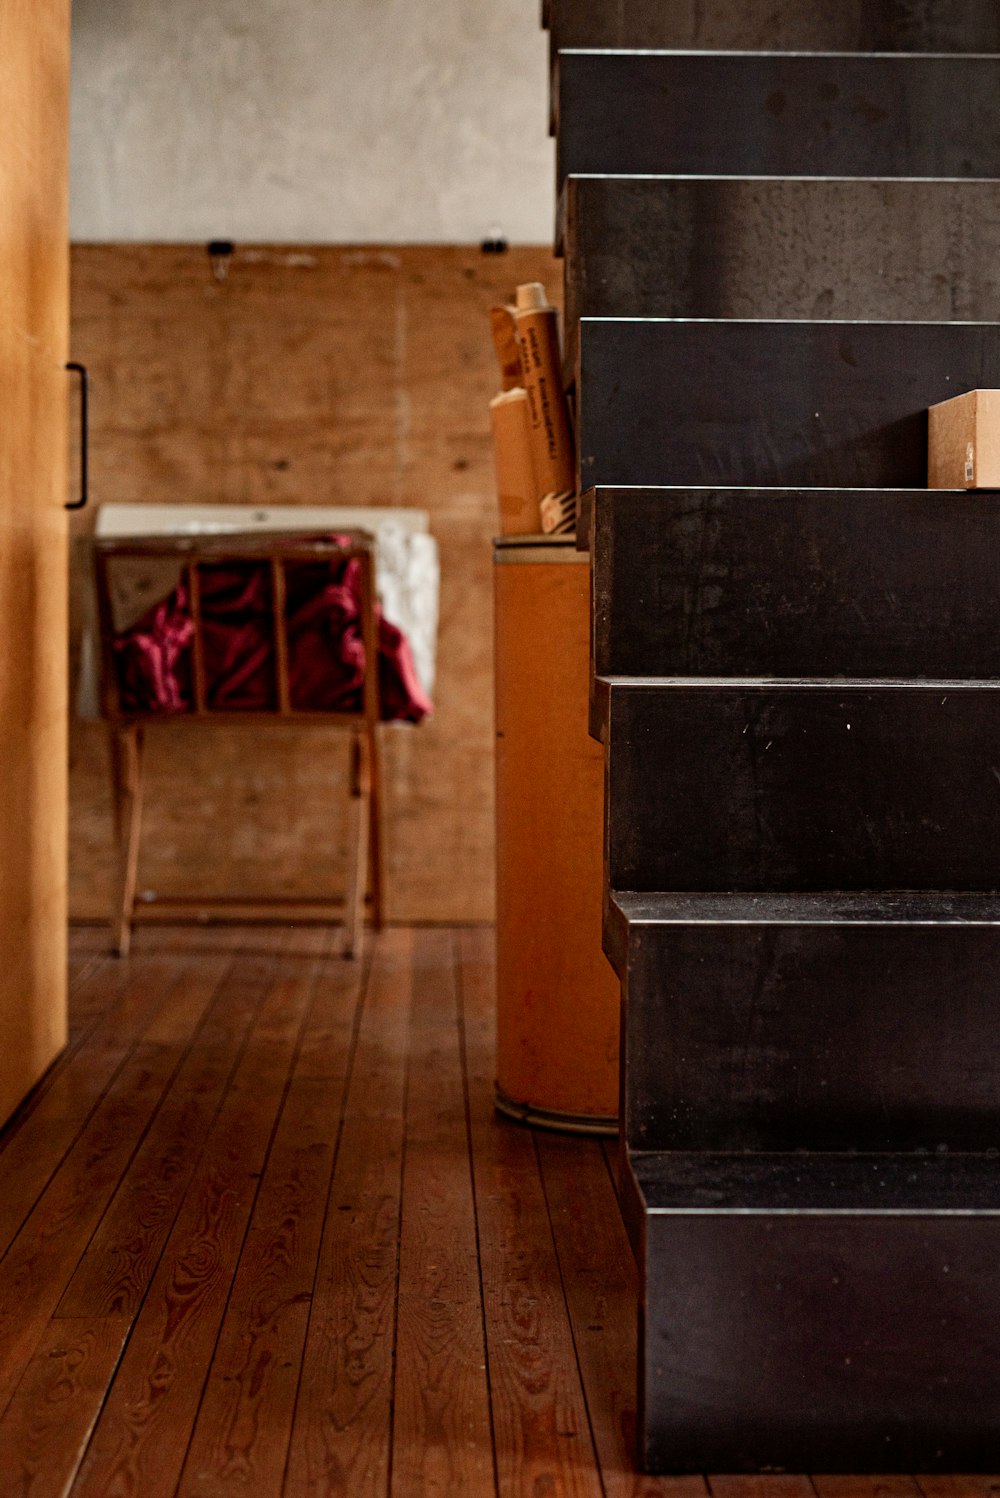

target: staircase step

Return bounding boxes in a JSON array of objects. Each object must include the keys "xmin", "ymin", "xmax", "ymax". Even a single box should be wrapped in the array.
[
  {"xmin": 578, "ymin": 318, "xmax": 1000, "ymax": 490},
  {"xmin": 548, "ymin": 0, "xmax": 1000, "ymax": 53},
  {"xmin": 562, "ymin": 175, "xmax": 1000, "ymax": 367},
  {"xmin": 610, "ymin": 890, "xmax": 1000, "ymax": 1153},
  {"xmin": 557, "ymin": 52, "xmax": 1000, "ymax": 186},
  {"xmin": 629, "ymin": 1149, "xmax": 1000, "ymax": 1473},
  {"xmin": 590, "ymin": 485, "xmax": 1000, "ymax": 680},
  {"xmin": 600, "ymin": 678, "xmax": 1000, "ymax": 891}
]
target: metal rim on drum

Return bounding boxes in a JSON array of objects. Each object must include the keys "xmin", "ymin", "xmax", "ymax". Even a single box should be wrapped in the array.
[{"xmin": 494, "ymin": 1083, "xmax": 618, "ymax": 1137}]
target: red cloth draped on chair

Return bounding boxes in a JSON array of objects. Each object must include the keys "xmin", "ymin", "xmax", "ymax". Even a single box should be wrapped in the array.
[{"xmin": 112, "ymin": 544, "xmax": 432, "ymax": 723}]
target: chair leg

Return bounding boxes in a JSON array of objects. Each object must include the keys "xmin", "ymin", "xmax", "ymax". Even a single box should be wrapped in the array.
[
  {"xmin": 112, "ymin": 724, "xmax": 145, "ymax": 958},
  {"xmin": 343, "ymin": 729, "xmax": 370, "ymax": 960},
  {"xmin": 366, "ymin": 724, "xmax": 384, "ymax": 931},
  {"xmin": 109, "ymin": 723, "xmax": 126, "ymax": 846}
]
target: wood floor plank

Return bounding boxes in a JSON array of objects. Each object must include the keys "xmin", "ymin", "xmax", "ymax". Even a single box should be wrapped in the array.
[
  {"xmin": 68, "ymin": 942, "xmax": 316, "ymax": 1498},
  {"xmin": 457, "ymin": 926, "xmax": 604, "ymax": 1498},
  {"xmin": 0, "ymin": 953, "xmax": 135, "ymax": 1146},
  {"xmin": 3, "ymin": 925, "xmax": 983, "ymax": 1498},
  {"xmin": 69, "ymin": 925, "xmax": 112, "ymax": 954},
  {"xmin": 539, "ymin": 1131, "xmax": 709, "ymax": 1498},
  {"xmin": 69, "ymin": 950, "xmax": 107, "ymax": 995},
  {"xmin": 175, "ymin": 936, "xmax": 365, "ymax": 1498},
  {"xmin": 284, "ymin": 927, "xmax": 413, "ymax": 1498},
  {"xmin": 917, "ymin": 1482, "xmax": 1000, "ymax": 1497},
  {"xmin": 0, "ymin": 1042, "xmax": 180, "ymax": 1419},
  {"xmin": 0, "ymin": 947, "xmax": 230, "ymax": 1420},
  {"xmin": 813, "ymin": 1481, "xmax": 922, "ymax": 1497},
  {"xmin": 56, "ymin": 949, "xmax": 274, "ymax": 1319},
  {"xmin": 391, "ymin": 927, "xmax": 495, "ymax": 1497},
  {"xmin": 0, "ymin": 951, "xmax": 195, "ymax": 1257},
  {"xmin": 711, "ymin": 1482, "xmax": 817, "ymax": 1498},
  {"xmin": 0, "ymin": 1317, "xmax": 125, "ymax": 1498}
]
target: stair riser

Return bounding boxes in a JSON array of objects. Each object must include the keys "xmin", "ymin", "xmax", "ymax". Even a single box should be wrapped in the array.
[
  {"xmin": 607, "ymin": 686, "xmax": 1000, "ymax": 891},
  {"xmin": 548, "ymin": 0, "xmax": 1000, "ymax": 53},
  {"xmin": 624, "ymin": 922, "xmax": 1000, "ymax": 1151},
  {"xmin": 642, "ymin": 1211, "xmax": 1000, "ymax": 1472},
  {"xmin": 563, "ymin": 178, "xmax": 1000, "ymax": 371},
  {"xmin": 579, "ymin": 319, "xmax": 1000, "ymax": 490},
  {"xmin": 592, "ymin": 488, "xmax": 1000, "ymax": 680},
  {"xmin": 558, "ymin": 54, "xmax": 1000, "ymax": 184}
]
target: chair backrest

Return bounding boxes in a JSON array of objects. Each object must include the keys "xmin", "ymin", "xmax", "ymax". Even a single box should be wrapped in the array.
[{"xmin": 94, "ymin": 531, "xmax": 380, "ymax": 727}]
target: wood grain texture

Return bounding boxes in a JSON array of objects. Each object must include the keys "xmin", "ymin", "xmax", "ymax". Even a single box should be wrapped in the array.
[
  {"xmin": 391, "ymin": 928, "xmax": 494, "ymax": 1495},
  {"xmin": 0, "ymin": 1036, "xmax": 187, "ymax": 1417},
  {"xmin": 538, "ymin": 1133, "xmax": 706, "ymax": 1498},
  {"xmin": 69, "ymin": 942, "xmax": 314, "ymax": 1498},
  {"xmin": 0, "ymin": 0, "xmax": 70, "ymax": 1126},
  {"xmin": 176, "ymin": 936, "xmax": 361, "ymax": 1498},
  {"xmin": 458, "ymin": 925, "xmax": 604, "ymax": 1498},
  {"xmin": 0, "ymin": 1317, "xmax": 125, "ymax": 1498},
  {"xmin": 0, "ymin": 945, "xmax": 220, "ymax": 1261},
  {"xmin": 68, "ymin": 244, "xmax": 562, "ymax": 926},
  {"xmin": 813, "ymin": 1483, "xmax": 922, "ymax": 1498},
  {"xmin": 3, "ymin": 928, "xmax": 990, "ymax": 1495},
  {"xmin": 710, "ymin": 1482, "xmax": 817, "ymax": 1498},
  {"xmin": 283, "ymin": 927, "xmax": 412, "ymax": 1497},
  {"xmin": 55, "ymin": 950, "xmax": 267, "ymax": 1319},
  {"xmin": 918, "ymin": 1484, "xmax": 1000, "ymax": 1497}
]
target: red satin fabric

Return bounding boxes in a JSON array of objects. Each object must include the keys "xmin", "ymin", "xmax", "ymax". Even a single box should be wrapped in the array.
[{"xmin": 112, "ymin": 546, "xmax": 433, "ymax": 724}]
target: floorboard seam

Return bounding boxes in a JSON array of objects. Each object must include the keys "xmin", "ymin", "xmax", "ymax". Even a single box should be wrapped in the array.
[{"xmin": 455, "ymin": 928, "xmax": 502, "ymax": 1498}]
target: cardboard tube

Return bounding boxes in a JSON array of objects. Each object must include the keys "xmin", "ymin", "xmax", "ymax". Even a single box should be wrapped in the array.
[
  {"xmin": 491, "ymin": 390, "xmax": 542, "ymax": 535},
  {"xmin": 489, "ymin": 306, "xmax": 523, "ymax": 391},
  {"xmin": 513, "ymin": 288, "xmax": 576, "ymax": 501}
]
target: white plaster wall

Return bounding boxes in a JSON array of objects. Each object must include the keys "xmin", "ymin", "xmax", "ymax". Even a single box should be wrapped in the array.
[{"xmin": 70, "ymin": 0, "xmax": 555, "ymax": 243}]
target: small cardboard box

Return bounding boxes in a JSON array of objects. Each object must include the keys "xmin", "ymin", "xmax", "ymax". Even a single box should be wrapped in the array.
[{"xmin": 928, "ymin": 389, "xmax": 1000, "ymax": 490}]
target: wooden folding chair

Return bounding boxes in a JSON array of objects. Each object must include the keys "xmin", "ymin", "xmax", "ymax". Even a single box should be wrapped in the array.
[{"xmin": 94, "ymin": 533, "xmax": 384, "ymax": 959}]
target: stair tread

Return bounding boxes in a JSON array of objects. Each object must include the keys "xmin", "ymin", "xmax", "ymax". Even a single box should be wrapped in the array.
[
  {"xmin": 557, "ymin": 51, "xmax": 1000, "ymax": 184},
  {"xmin": 602, "ymin": 682, "xmax": 1000, "ymax": 891},
  {"xmin": 598, "ymin": 674, "xmax": 1000, "ymax": 689},
  {"xmin": 547, "ymin": 0, "xmax": 1000, "ymax": 53},
  {"xmin": 611, "ymin": 889, "xmax": 1000, "ymax": 924},
  {"xmin": 578, "ymin": 318, "xmax": 1000, "ymax": 490},
  {"xmin": 630, "ymin": 1149, "xmax": 1000, "ymax": 1212}
]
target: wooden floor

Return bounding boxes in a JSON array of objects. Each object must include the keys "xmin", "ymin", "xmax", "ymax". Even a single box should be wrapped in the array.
[{"xmin": 0, "ymin": 928, "xmax": 995, "ymax": 1498}]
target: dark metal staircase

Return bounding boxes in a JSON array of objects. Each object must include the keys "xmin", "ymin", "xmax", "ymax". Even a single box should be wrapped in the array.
[{"xmin": 544, "ymin": 0, "xmax": 1000, "ymax": 1474}]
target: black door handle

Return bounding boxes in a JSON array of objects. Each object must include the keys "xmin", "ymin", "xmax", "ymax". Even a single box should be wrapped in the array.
[{"xmin": 66, "ymin": 361, "xmax": 88, "ymax": 510}]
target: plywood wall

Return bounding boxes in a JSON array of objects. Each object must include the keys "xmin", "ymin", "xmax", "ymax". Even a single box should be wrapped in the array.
[
  {"xmin": 0, "ymin": 0, "xmax": 70, "ymax": 1121},
  {"xmin": 69, "ymin": 244, "xmax": 561, "ymax": 924}
]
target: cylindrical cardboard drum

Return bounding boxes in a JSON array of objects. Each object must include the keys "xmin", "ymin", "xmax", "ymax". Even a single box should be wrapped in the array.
[{"xmin": 493, "ymin": 535, "xmax": 619, "ymax": 1134}]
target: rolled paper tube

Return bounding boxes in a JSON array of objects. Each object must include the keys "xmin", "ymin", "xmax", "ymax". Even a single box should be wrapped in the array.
[
  {"xmin": 515, "ymin": 282, "xmax": 548, "ymax": 312},
  {"xmin": 513, "ymin": 291, "xmax": 577, "ymax": 500},
  {"xmin": 491, "ymin": 390, "xmax": 544, "ymax": 535},
  {"xmin": 540, "ymin": 490, "xmax": 577, "ymax": 536},
  {"xmin": 489, "ymin": 306, "xmax": 523, "ymax": 391}
]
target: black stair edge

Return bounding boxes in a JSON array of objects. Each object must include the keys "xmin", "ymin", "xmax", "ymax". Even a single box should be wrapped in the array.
[
  {"xmin": 589, "ymin": 673, "xmax": 610, "ymax": 744},
  {"xmin": 611, "ymin": 889, "xmax": 1000, "ymax": 926},
  {"xmin": 592, "ymin": 671, "xmax": 1000, "ymax": 741},
  {"xmin": 628, "ymin": 1149, "xmax": 1000, "ymax": 1214},
  {"xmin": 582, "ymin": 481, "xmax": 978, "ymax": 551},
  {"xmin": 560, "ymin": 169, "xmax": 1000, "ymax": 247},
  {"xmin": 557, "ymin": 45, "xmax": 1000, "ymax": 56},
  {"xmin": 602, "ymin": 888, "xmax": 629, "ymax": 974},
  {"xmin": 603, "ymin": 889, "xmax": 1000, "ymax": 977}
]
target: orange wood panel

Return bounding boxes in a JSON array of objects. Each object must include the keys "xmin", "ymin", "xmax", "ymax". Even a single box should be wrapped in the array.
[
  {"xmin": 493, "ymin": 541, "xmax": 619, "ymax": 1126},
  {"xmin": 0, "ymin": 0, "xmax": 70, "ymax": 1124}
]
